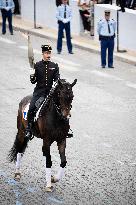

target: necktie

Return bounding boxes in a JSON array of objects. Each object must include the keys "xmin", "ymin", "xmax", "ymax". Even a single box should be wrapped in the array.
[
  {"xmin": 6, "ymin": 0, "xmax": 8, "ymax": 7},
  {"xmin": 64, "ymin": 5, "xmax": 66, "ymax": 19},
  {"xmin": 107, "ymin": 20, "xmax": 111, "ymax": 34}
]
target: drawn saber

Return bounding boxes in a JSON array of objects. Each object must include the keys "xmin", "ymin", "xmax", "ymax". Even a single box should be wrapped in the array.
[
  {"xmin": 28, "ymin": 34, "xmax": 35, "ymax": 70},
  {"xmin": 19, "ymin": 31, "xmax": 35, "ymax": 73}
]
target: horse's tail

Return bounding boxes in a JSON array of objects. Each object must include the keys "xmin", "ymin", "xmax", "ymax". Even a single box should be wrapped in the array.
[{"xmin": 8, "ymin": 132, "xmax": 28, "ymax": 163}]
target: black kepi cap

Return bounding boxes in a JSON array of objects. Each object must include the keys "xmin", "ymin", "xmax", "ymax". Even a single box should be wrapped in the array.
[{"xmin": 41, "ymin": 45, "xmax": 52, "ymax": 52}]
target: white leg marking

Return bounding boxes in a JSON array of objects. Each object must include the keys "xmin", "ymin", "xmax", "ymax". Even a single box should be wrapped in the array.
[
  {"xmin": 46, "ymin": 168, "xmax": 52, "ymax": 187},
  {"xmin": 15, "ymin": 153, "xmax": 22, "ymax": 173},
  {"xmin": 55, "ymin": 167, "xmax": 64, "ymax": 181}
]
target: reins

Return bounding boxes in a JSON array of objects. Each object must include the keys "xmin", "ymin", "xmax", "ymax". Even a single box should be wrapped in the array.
[
  {"xmin": 39, "ymin": 83, "xmax": 70, "ymax": 122},
  {"xmin": 52, "ymin": 100, "xmax": 69, "ymax": 122}
]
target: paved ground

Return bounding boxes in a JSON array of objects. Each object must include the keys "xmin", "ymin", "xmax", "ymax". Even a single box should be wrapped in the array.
[{"xmin": 0, "ymin": 30, "xmax": 136, "ymax": 205}]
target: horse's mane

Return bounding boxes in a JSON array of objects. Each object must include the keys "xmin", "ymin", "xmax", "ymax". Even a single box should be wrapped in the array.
[{"xmin": 38, "ymin": 79, "xmax": 69, "ymax": 118}]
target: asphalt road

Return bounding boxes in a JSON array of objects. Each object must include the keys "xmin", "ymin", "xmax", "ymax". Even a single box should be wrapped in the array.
[{"xmin": 0, "ymin": 29, "xmax": 136, "ymax": 205}]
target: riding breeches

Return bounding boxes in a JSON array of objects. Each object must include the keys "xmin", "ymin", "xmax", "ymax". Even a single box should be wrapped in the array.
[{"xmin": 27, "ymin": 90, "xmax": 49, "ymax": 123}]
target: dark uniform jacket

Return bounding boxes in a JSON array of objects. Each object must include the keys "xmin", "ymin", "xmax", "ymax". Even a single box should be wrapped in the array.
[{"xmin": 30, "ymin": 60, "xmax": 60, "ymax": 95}]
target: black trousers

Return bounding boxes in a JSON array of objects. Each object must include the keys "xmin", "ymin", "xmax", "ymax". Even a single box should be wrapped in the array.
[
  {"xmin": 1, "ymin": 9, "xmax": 13, "ymax": 34},
  {"xmin": 13, "ymin": 0, "xmax": 20, "ymax": 14},
  {"xmin": 79, "ymin": 10, "xmax": 90, "ymax": 32},
  {"xmin": 57, "ymin": 21, "xmax": 72, "ymax": 53},
  {"xmin": 119, "ymin": 0, "xmax": 126, "ymax": 10}
]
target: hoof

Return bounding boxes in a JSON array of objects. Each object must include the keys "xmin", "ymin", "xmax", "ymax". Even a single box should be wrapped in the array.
[
  {"xmin": 45, "ymin": 186, "xmax": 54, "ymax": 192},
  {"xmin": 51, "ymin": 175, "xmax": 59, "ymax": 183},
  {"xmin": 14, "ymin": 173, "xmax": 21, "ymax": 181}
]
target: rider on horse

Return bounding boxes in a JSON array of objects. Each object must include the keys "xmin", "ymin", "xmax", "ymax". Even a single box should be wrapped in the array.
[{"xmin": 25, "ymin": 44, "xmax": 73, "ymax": 140}]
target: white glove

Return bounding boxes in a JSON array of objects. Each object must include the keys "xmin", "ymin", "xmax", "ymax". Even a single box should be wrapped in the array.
[
  {"xmin": 5, "ymin": 6, "xmax": 10, "ymax": 11},
  {"xmin": 11, "ymin": 8, "xmax": 14, "ymax": 13},
  {"xmin": 29, "ymin": 68, "xmax": 35, "ymax": 75},
  {"xmin": 63, "ymin": 19, "xmax": 68, "ymax": 24}
]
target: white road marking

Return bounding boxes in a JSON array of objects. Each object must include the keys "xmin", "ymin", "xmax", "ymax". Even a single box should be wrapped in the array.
[
  {"xmin": 126, "ymin": 82, "xmax": 136, "ymax": 89},
  {"xmin": 102, "ymin": 142, "xmax": 112, "ymax": 148},
  {"xmin": 90, "ymin": 70, "xmax": 123, "ymax": 81},
  {"xmin": 59, "ymin": 64, "xmax": 79, "ymax": 72},
  {"xmin": 19, "ymin": 46, "xmax": 80, "ymax": 66},
  {"xmin": 0, "ymin": 36, "xmax": 16, "ymax": 44},
  {"xmin": 90, "ymin": 70, "xmax": 136, "ymax": 90},
  {"xmin": 83, "ymin": 133, "xmax": 90, "ymax": 138},
  {"xmin": 53, "ymin": 56, "xmax": 81, "ymax": 67},
  {"xmin": 18, "ymin": 46, "xmax": 41, "ymax": 54},
  {"xmin": 19, "ymin": 46, "xmax": 79, "ymax": 71},
  {"xmin": 19, "ymin": 46, "xmax": 136, "ymax": 89}
]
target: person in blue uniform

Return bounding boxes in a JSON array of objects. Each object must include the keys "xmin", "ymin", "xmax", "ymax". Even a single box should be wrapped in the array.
[
  {"xmin": 97, "ymin": 10, "xmax": 116, "ymax": 68},
  {"xmin": 56, "ymin": 0, "xmax": 73, "ymax": 54},
  {"xmin": 0, "ymin": 0, "xmax": 15, "ymax": 35}
]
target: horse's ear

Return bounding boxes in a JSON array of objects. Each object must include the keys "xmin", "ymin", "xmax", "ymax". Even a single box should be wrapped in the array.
[{"xmin": 71, "ymin": 79, "xmax": 77, "ymax": 87}]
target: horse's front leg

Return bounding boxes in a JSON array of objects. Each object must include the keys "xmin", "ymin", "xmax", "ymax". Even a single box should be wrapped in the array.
[
  {"xmin": 52, "ymin": 139, "xmax": 67, "ymax": 183},
  {"xmin": 42, "ymin": 140, "xmax": 53, "ymax": 192}
]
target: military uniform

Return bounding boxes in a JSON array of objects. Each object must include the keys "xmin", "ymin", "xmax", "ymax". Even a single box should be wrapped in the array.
[
  {"xmin": 26, "ymin": 45, "xmax": 60, "ymax": 139},
  {"xmin": 56, "ymin": 2, "xmax": 73, "ymax": 54},
  {"xmin": 97, "ymin": 10, "xmax": 116, "ymax": 68},
  {"xmin": 0, "ymin": 0, "xmax": 15, "ymax": 35},
  {"xmin": 27, "ymin": 60, "xmax": 60, "ymax": 123}
]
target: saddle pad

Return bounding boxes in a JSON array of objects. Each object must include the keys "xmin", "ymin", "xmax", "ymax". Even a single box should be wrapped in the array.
[
  {"xmin": 22, "ymin": 101, "xmax": 45, "ymax": 121},
  {"xmin": 23, "ymin": 103, "xmax": 30, "ymax": 120}
]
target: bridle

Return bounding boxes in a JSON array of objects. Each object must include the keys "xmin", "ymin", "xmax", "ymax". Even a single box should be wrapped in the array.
[
  {"xmin": 39, "ymin": 79, "xmax": 76, "ymax": 119},
  {"xmin": 52, "ymin": 100, "xmax": 70, "ymax": 122}
]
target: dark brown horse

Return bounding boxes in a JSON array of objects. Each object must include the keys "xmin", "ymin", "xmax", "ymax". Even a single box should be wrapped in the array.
[{"xmin": 8, "ymin": 78, "xmax": 77, "ymax": 192}]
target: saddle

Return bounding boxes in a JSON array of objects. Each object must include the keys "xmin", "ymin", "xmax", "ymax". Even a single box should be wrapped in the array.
[{"xmin": 23, "ymin": 96, "xmax": 45, "ymax": 121}]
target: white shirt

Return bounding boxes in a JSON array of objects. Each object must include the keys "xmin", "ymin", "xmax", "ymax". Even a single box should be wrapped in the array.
[
  {"xmin": 97, "ymin": 19, "xmax": 116, "ymax": 36},
  {"xmin": 0, "ymin": 0, "xmax": 14, "ymax": 10},
  {"xmin": 56, "ymin": 4, "xmax": 72, "ymax": 23}
]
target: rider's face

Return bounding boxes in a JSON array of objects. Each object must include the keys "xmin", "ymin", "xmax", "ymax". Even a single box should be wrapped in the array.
[{"xmin": 42, "ymin": 51, "xmax": 51, "ymax": 61}]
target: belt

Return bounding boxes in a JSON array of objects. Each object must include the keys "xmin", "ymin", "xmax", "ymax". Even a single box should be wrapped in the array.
[{"xmin": 99, "ymin": 35, "xmax": 115, "ymax": 40}]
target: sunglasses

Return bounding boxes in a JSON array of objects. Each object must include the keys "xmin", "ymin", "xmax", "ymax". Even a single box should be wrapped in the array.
[{"xmin": 105, "ymin": 12, "xmax": 110, "ymax": 15}]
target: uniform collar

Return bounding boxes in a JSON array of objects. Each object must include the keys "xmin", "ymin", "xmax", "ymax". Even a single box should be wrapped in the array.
[{"xmin": 42, "ymin": 59, "xmax": 50, "ymax": 64}]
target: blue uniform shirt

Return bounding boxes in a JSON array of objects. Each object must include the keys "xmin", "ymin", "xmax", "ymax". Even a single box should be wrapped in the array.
[
  {"xmin": 97, "ymin": 19, "xmax": 116, "ymax": 36},
  {"xmin": 56, "ymin": 4, "xmax": 72, "ymax": 23},
  {"xmin": 0, "ymin": 0, "xmax": 14, "ymax": 10}
]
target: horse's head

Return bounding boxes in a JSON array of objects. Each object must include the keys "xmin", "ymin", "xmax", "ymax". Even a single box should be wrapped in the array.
[{"xmin": 53, "ymin": 79, "xmax": 77, "ymax": 119}]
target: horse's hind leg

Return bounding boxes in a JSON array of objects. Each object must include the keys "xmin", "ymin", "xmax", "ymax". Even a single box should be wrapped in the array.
[
  {"xmin": 8, "ymin": 129, "xmax": 28, "ymax": 181},
  {"xmin": 52, "ymin": 139, "xmax": 67, "ymax": 183}
]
